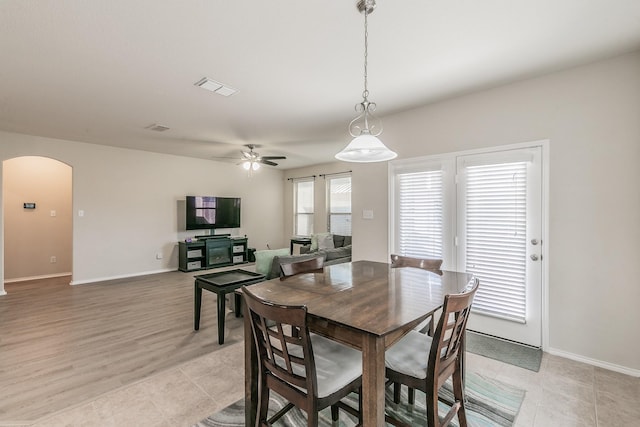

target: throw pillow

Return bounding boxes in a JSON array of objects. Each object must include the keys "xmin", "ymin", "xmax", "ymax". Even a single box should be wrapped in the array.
[
  {"xmin": 310, "ymin": 232, "xmax": 332, "ymax": 251},
  {"xmin": 317, "ymin": 233, "xmax": 335, "ymax": 250},
  {"xmin": 254, "ymin": 248, "xmax": 290, "ymax": 277},
  {"xmin": 333, "ymin": 234, "xmax": 345, "ymax": 248}
]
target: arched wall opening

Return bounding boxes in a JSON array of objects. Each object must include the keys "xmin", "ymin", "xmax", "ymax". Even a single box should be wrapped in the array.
[{"xmin": 2, "ymin": 156, "xmax": 73, "ymax": 291}]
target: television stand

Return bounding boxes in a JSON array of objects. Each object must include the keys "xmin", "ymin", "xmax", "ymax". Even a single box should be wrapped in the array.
[{"xmin": 179, "ymin": 236, "xmax": 248, "ymax": 272}]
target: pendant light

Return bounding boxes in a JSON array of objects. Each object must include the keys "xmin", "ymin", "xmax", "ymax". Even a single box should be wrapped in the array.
[{"xmin": 335, "ymin": 0, "xmax": 397, "ymax": 163}]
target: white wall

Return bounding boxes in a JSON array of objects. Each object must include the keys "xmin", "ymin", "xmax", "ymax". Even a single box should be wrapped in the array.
[
  {"xmin": 0, "ymin": 132, "xmax": 285, "ymax": 290},
  {"xmin": 286, "ymin": 51, "xmax": 640, "ymax": 372}
]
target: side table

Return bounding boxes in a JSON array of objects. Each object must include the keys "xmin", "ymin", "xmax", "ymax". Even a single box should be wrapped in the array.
[
  {"xmin": 289, "ymin": 236, "xmax": 312, "ymax": 254},
  {"xmin": 194, "ymin": 269, "xmax": 265, "ymax": 344}
]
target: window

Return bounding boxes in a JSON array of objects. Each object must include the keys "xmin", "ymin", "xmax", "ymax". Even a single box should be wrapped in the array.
[
  {"xmin": 294, "ymin": 179, "xmax": 314, "ymax": 236},
  {"xmin": 327, "ymin": 175, "xmax": 352, "ymax": 235},
  {"xmin": 390, "ymin": 158, "xmax": 456, "ymax": 269},
  {"xmin": 394, "ymin": 169, "xmax": 444, "ymax": 259}
]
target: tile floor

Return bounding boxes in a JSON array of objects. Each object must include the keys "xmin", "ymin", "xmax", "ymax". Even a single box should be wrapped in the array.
[{"xmin": 14, "ymin": 339, "xmax": 638, "ymax": 427}]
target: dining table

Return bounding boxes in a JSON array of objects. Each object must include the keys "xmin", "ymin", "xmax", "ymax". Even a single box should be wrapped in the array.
[{"xmin": 242, "ymin": 260, "xmax": 475, "ymax": 427}]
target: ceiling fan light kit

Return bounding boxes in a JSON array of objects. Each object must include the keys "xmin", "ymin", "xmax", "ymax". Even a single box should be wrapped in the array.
[
  {"xmin": 242, "ymin": 161, "xmax": 260, "ymax": 171},
  {"xmin": 335, "ymin": 0, "xmax": 397, "ymax": 163},
  {"xmin": 236, "ymin": 144, "xmax": 285, "ymax": 177}
]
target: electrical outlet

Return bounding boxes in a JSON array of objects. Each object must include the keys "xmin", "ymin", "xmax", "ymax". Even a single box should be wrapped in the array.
[
  {"xmin": 156, "ymin": 253, "xmax": 163, "ymax": 260},
  {"xmin": 50, "ymin": 256, "xmax": 57, "ymax": 263}
]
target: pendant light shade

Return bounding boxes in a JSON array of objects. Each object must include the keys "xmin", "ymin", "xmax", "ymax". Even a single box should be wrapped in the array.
[
  {"xmin": 335, "ymin": 133, "xmax": 397, "ymax": 162},
  {"xmin": 335, "ymin": 0, "xmax": 397, "ymax": 163}
]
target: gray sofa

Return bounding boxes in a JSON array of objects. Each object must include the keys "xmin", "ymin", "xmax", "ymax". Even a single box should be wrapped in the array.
[
  {"xmin": 299, "ymin": 234, "xmax": 352, "ymax": 266},
  {"xmin": 254, "ymin": 234, "xmax": 352, "ymax": 281}
]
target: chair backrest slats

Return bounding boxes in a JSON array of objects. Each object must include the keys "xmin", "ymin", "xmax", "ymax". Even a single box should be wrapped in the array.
[
  {"xmin": 429, "ymin": 279, "xmax": 479, "ymax": 376},
  {"xmin": 243, "ymin": 286, "xmax": 319, "ymax": 396}
]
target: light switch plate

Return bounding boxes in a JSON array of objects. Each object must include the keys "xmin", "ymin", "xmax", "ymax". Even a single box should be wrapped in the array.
[{"xmin": 362, "ymin": 209, "xmax": 374, "ymax": 220}]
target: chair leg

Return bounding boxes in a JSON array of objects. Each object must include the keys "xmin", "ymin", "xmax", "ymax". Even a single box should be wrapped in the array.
[
  {"xmin": 426, "ymin": 388, "xmax": 439, "ymax": 427},
  {"xmin": 307, "ymin": 407, "xmax": 318, "ymax": 427},
  {"xmin": 393, "ymin": 382, "xmax": 401, "ymax": 404},
  {"xmin": 408, "ymin": 387, "xmax": 415, "ymax": 405},
  {"xmin": 257, "ymin": 384, "xmax": 270, "ymax": 427},
  {"xmin": 331, "ymin": 404, "xmax": 339, "ymax": 422},
  {"xmin": 452, "ymin": 368, "xmax": 468, "ymax": 427}
]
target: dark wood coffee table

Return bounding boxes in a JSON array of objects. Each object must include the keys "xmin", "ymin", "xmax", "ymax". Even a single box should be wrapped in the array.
[{"xmin": 194, "ymin": 269, "xmax": 265, "ymax": 344}]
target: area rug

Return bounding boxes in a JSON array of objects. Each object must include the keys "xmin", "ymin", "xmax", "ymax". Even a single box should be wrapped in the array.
[
  {"xmin": 192, "ymin": 372, "xmax": 525, "ymax": 426},
  {"xmin": 466, "ymin": 331, "xmax": 542, "ymax": 372}
]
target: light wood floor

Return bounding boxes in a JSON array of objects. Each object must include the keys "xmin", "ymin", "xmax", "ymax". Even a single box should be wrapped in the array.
[{"xmin": 0, "ymin": 271, "xmax": 245, "ymax": 424}]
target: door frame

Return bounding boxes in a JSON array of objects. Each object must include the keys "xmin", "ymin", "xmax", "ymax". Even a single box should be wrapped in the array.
[{"xmin": 388, "ymin": 139, "xmax": 550, "ymax": 350}]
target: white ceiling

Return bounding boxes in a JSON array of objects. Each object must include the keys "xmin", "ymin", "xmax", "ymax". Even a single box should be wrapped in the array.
[{"xmin": 2, "ymin": 0, "xmax": 640, "ymax": 169}]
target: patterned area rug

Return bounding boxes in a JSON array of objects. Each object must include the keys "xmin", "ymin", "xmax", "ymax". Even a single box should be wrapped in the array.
[
  {"xmin": 466, "ymin": 331, "xmax": 543, "ymax": 372},
  {"xmin": 192, "ymin": 372, "xmax": 525, "ymax": 426}
]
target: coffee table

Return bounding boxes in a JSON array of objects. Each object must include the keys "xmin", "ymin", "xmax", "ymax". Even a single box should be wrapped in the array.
[{"xmin": 194, "ymin": 269, "xmax": 265, "ymax": 344}]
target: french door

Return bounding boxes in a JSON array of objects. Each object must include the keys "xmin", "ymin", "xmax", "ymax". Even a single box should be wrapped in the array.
[{"xmin": 456, "ymin": 147, "xmax": 542, "ymax": 347}]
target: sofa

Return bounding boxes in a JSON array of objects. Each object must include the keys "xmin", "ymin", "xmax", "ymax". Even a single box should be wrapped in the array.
[
  {"xmin": 300, "ymin": 233, "xmax": 352, "ymax": 265},
  {"xmin": 253, "ymin": 234, "xmax": 352, "ymax": 280}
]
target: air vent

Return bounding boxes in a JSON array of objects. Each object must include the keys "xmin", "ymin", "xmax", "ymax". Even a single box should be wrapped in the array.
[
  {"xmin": 146, "ymin": 124, "xmax": 170, "ymax": 132},
  {"xmin": 195, "ymin": 77, "xmax": 237, "ymax": 97}
]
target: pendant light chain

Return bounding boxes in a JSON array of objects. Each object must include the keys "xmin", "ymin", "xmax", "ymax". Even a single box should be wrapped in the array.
[{"xmin": 363, "ymin": 6, "xmax": 369, "ymax": 101}]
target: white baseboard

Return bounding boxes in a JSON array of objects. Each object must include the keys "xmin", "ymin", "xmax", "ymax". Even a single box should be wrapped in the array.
[
  {"xmin": 4, "ymin": 272, "xmax": 72, "ymax": 284},
  {"xmin": 547, "ymin": 346, "xmax": 640, "ymax": 377},
  {"xmin": 70, "ymin": 268, "xmax": 176, "ymax": 285}
]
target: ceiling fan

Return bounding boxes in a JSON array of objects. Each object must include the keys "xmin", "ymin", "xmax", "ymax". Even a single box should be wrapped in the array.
[{"xmin": 239, "ymin": 144, "xmax": 286, "ymax": 168}]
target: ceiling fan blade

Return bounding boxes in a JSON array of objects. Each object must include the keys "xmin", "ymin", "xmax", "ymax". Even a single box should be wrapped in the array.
[
  {"xmin": 259, "ymin": 159, "xmax": 278, "ymax": 166},
  {"xmin": 261, "ymin": 156, "xmax": 287, "ymax": 160}
]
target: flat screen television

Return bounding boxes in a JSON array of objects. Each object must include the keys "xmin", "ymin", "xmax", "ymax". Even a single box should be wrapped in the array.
[{"xmin": 185, "ymin": 196, "xmax": 241, "ymax": 230}]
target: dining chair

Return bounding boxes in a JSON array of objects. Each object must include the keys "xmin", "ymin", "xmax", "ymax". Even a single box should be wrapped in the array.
[
  {"xmin": 385, "ymin": 279, "xmax": 479, "ymax": 427},
  {"xmin": 242, "ymin": 286, "xmax": 362, "ymax": 427},
  {"xmin": 390, "ymin": 254, "xmax": 445, "ymax": 405},
  {"xmin": 390, "ymin": 254, "xmax": 443, "ymax": 336},
  {"xmin": 279, "ymin": 256, "xmax": 325, "ymax": 280}
]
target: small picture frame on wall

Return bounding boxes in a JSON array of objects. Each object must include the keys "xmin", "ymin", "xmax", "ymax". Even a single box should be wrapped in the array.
[{"xmin": 23, "ymin": 202, "xmax": 36, "ymax": 209}]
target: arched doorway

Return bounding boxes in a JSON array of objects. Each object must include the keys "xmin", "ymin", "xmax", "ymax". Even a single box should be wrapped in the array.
[{"xmin": 2, "ymin": 156, "xmax": 73, "ymax": 290}]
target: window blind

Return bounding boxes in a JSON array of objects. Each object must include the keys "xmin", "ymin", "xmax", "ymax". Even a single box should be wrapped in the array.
[
  {"xmin": 327, "ymin": 176, "xmax": 352, "ymax": 235},
  {"xmin": 464, "ymin": 162, "xmax": 527, "ymax": 323},
  {"xmin": 397, "ymin": 170, "xmax": 443, "ymax": 259},
  {"xmin": 294, "ymin": 180, "xmax": 314, "ymax": 236}
]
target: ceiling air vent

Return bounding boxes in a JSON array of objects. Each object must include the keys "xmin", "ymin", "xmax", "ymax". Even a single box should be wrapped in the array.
[
  {"xmin": 195, "ymin": 77, "xmax": 237, "ymax": 97},
  {"xmin": 146, "ymin": 124, "xmax": 170, "ymax": 132}
]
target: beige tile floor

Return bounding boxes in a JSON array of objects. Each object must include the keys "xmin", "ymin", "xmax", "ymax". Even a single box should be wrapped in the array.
[{"xmin": 14, "ymin": 339, "xmax": 639, "ymax": 427}]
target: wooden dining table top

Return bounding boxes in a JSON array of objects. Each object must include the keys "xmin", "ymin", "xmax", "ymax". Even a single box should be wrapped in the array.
[{"xmin": 245, "ymin": 259, "xmax": 474, "ymax": 339}]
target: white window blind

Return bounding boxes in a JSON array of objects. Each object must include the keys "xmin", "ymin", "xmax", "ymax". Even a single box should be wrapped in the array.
[
  {"xmin": 294, "ymin": 180, "xmax": 314, "ymax": 236},
  {"xmin": 464, "ymin": 162, "xmax": 527, "ymax": 323},
  {"xmin": 397, "ymin": 170, "xmax": 443, "ymax": 259},
  {"xmin": 327, "ymin": 175, "xmax": 352, "ymax": 235}
]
